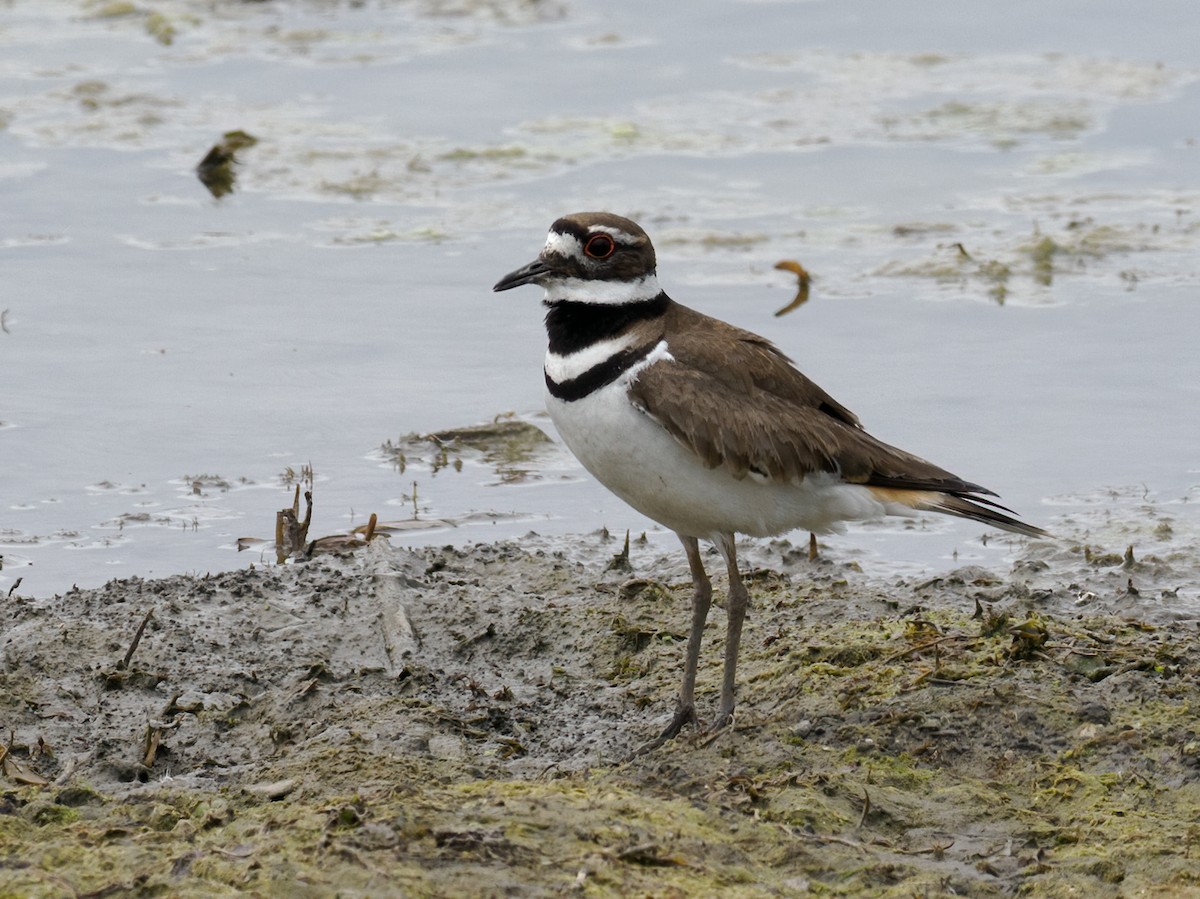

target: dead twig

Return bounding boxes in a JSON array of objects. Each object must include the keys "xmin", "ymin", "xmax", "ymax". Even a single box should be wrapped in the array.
[
  {"xmin": 856, "ymin": 788, "xmax": 871, "ymax": 829},
  {"xmin": 276, "ymin": 486, "xmax": 314, "ymax": 563},
  {"xmin": 896, "ymin": 839, "xmax": 956, "ymax": 859},
  {"xmin": 606, "ymin": 530, "xmax": 632, "ymax": 572},
  {"xmin": 785, "ymin": 825, "xmax": 872, "ymax": 853},
  {"xmin": 881, "ymin": 634, "xmax": 971, "ymax": 665},
  {"xmin": 1, "ymin": 732, "xmax": 49, "ymax": 787},
  {"xmin": 143, "ymin": 726, "xmax": 163, "ymax": 767},
  {"xmin": 119, "ymin": 609, "xmax": 155, "ymax": 671}
]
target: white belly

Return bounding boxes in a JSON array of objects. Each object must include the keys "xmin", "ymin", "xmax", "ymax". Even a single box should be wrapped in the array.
[{"xmin": 545, "ymin": 379, "xmax": 893, "ymax": 540}]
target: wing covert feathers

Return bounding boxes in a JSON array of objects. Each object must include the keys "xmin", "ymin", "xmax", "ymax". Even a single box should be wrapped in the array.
[{"xmin": 627, "ymin": 301, "xmax": 1047, "ymax": 538}]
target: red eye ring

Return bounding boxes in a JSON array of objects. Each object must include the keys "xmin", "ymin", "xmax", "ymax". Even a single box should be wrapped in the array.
[{"xmin": 584, "ymin": 233, "xmax": 616, "ymax": 259}]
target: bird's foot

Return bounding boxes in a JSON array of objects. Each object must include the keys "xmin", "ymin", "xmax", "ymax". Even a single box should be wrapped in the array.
[
  {"xmin": 627, "ymin": 704, "xmax": 697, "ymax": 758},
  {"xmin": 696, "ymin": 707, "xmax": 735, "ymax": 748},
  {"xmin": 706, "ymin": 707, "xmax": 734, "ymax": 734}
]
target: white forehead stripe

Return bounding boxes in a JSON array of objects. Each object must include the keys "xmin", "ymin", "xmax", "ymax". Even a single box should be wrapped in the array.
[
  {"xmin": 542, "ymin": 273, "xmax": 661, "ymax": 306},
  {"xmin": 544, "ymin": 332, "xmax": 640, "ymax": 384},
  {"xmin": 543, "ymin": 230, "xmax": 582, "ymax": 259}
]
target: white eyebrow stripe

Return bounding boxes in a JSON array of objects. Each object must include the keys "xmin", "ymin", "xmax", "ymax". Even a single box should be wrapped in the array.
[
  {"xmin": 587, "ymin": 224, "xmax": 639, "ymax": 243},
  {"xmin": 543, "ymin": 225, "xmax": 641, "ymax": 262}
]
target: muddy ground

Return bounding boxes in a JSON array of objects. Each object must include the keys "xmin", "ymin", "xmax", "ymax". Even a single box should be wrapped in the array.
[{"xmin": 2, "ymin": 525, "xmax": 1199, "ymax": 897}]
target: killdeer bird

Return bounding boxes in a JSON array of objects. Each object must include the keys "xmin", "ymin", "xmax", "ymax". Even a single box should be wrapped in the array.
[{"xmin": 494, "ymin": 212, "xmax": 1047, "ymax": 753}]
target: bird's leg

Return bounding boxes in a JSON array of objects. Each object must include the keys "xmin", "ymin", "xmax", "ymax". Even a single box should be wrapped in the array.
[
  {"xmin": 675, "ymin": 534, "xmax": 712, "ymax": 728},
  {"xmin": 630, "ymin": 533, "xmax": 711, "ymax": 757},
  {"xmin": 710, "ymin": 532, "xmax": 749, "ymax": 733}
]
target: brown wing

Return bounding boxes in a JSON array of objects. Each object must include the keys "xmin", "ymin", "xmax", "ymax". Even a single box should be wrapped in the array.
[
  {"xmin": 633, "ymin": 302, "xmax": 993, "ymax": 495},
  {"xmin": 659, "ymin": 303, "xmax": 864, "ymax": 430}
]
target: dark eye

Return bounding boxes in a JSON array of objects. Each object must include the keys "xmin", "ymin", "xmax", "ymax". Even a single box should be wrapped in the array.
[{"xmin": 584, "ymin": 233, "xmax": 616, "ymax": 259}]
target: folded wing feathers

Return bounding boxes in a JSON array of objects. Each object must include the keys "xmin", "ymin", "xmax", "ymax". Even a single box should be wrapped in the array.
[{"xmin": 628, "ymin": 318, "xmax": 1047, "ymax": 538}]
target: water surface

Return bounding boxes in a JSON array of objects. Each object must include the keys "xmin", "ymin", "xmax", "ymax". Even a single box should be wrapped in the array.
[{"xmin": 2, "ymin": 0, "xmax": 1197, "ymax": 599}]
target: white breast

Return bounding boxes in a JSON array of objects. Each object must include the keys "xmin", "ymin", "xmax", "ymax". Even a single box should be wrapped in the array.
[{"xmin": 544, "ymin": 349, "xmax": 893, "ymax": 540}]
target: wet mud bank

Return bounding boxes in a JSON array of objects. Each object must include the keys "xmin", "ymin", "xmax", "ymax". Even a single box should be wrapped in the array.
[{"xmin": 2, "ymin": 529, "xmax": 1198, "ymax": 897}]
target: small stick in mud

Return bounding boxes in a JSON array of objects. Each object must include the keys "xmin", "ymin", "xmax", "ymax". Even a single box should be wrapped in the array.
[
  {"xmin": 606, "ymin": 530, "xmax": 632, "ymax": 572},
  {"xmin": 1, "ymin": 731, "xmax": 50, "ymax": 787},
  {"xmin": 881, "ymin": 634, "xmax": 968, "ymax": 666},
  {"xmin": 276, "ymin": 486, "xmax": 314, "ymax": 563},
  {"xmin": 143, "ymin": 725, "xmax": 163, "ymax": 768},
  {"xmin": 119, "ymin": 609, "xmax": 155, "ymax": 671},
  {"xmin": 856, "ymin": 788, "xmax": 871, "ymax": 829}
]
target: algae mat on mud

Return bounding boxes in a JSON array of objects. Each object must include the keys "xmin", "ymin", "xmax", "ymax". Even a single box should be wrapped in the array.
[{"xmin": 1, "ymin": 532, "xmax": 1199, "ymax": 896}]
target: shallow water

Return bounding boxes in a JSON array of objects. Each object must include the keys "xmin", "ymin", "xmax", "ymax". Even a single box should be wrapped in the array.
[{"xmin": 2, "ymin": 0, "xmax": 1198, "ymax": 599}]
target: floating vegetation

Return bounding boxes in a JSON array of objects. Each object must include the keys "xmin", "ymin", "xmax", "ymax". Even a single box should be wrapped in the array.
[
  {"xmin": 657, "ymin": 229, "xmax": 771, "ymax": 250},
  {"xmin": 874, "ymin": 215, "xmax": 1180, "ymax": 304},
  {"xmin": 900, "ymin": 98, "xmax": 1093, "ymax": 145},
  {"xmin": 183, "ymin": 473, "xmax": 234, "ymax": 495},
  {"xmin": 319, "ymin": 169, "xmax": 393, "ymax": 200},
  {"xmin": 144, "ymin": 11, "xmax": 176, "ymax": 46},
  {"xmin": 438, "ymin": 145, "xmax": 527, "ymax": 162},
  {"xmin": 877, "ymin": 241, "xmax": 1012, "ymax": 304},
  {"xmin": 380, "ymin": 416, "xmax": 553, "ymax": 484},
  {"xmin": 279, "ymin": 462, "xmax": 315, "ymax": 489},
  {"xmin": 196, "ymin": 130, "xmax": 259, "ymax": 198},
  {"xmin": 772, "ymin": 259, "xmax": 812, "ymax": 316}
]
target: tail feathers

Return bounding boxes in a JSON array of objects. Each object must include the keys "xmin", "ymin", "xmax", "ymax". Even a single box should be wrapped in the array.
[
  {"xmin": 919, "ymin": 493, "xmax": 1050, "ymax": 539},
  {"xmin": 866, "ymin": 485, "xmax": 1050, "ymax": 539}
]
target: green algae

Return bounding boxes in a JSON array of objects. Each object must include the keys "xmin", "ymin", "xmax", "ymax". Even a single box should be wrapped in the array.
[{"xmin": 876, "ymin": 211, "xmax": 1199, "ymax": 304}]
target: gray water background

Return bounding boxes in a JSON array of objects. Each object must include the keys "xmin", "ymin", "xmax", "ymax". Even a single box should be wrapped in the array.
[{"xmin": 2, "ymin": 0, "xmax": 1197, "ymax": 598}]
